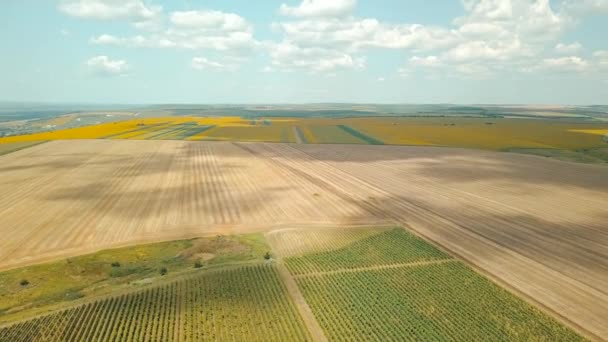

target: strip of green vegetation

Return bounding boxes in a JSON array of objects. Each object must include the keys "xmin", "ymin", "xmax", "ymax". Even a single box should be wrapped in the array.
[
  {"xmin": 144, "ymin": 122, "xmax": 198, "ymax": 140},
  {"xmin": 100, "ymin": 122, "xmax": 167, "ymax": 139},
  {"xmin": 337, "ymin": 125, "xmax": 384, "ymax": 145},
  {"xmin": 172, "ymin": 125, "xmax": 216, "ymax": 140},
  {"xmin": 297, "ymin": 262, "xmax": 583, "ymax": 341},
  {"xmin": 284, "ymin": 228, "xmax": 448, "ymax": 275},
  {"xmin": 0, "ymin": 265, "xmax": 311, "ymax": 342},
  {"xmin": 0, "ymin": 141, "xmax": 47, "ymax": 156},
  {"xmin": 0, "ymin": 234, "xmax": 270, "ymax": 323}
]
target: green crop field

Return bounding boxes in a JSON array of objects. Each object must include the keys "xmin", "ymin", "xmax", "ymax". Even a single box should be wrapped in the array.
[
  {"xmin": 285, "ymin": 227, "xmax": 583, "ymax": 341},
  {"xmin": 284, "ymin": 228, "xmax": 449, "ymax": 275},
  {"xmin": 307, "ymin": 125, "xmax": 368, "ymax": 144},
  {"xmin": 0, "ymin": 265, "xmax": 310, "ymax": 342}
]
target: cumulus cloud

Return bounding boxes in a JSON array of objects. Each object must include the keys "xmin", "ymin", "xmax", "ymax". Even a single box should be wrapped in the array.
[
  {"xmin": 58, "ymin": 0, "xmax": 161, "ymax": 21},
  {"xmin": 85, "ymin": 56, "xmax": 130, "ymax": 76},
  {"xmin": 410, "ymin": 56, "xmax": 443, "ymax": 67},
  {"xmin": 191, "ymin": 56, "xmax": 243, "ymax": 71},
  {"xmin": 562, "ymin": 0, "xmax": 608, "ymax": 14},
  {"xmin": 279, "ymin": 0, "xmax": 356, "ymax": 18},
  {"xmin": 268, "ymin": 42, "xmax": 365, "ymax": 72},
  {"xmin": 538, "ymin": 56, "xmax": 589, "ymax": 72},
  {"xmin": 273, "ymin": 19, "xmax": 459, "ymax": 52},
  {"xmin": 555, "ymin": 42, "xmax": 582, "ymax": 54},
  {"xmin": 171, "ymin": 10, "xmax": 250, "ymax": 31},
  {"xmin": 91, "ymin": 10, "xmax": 257, "ymax": 53}
]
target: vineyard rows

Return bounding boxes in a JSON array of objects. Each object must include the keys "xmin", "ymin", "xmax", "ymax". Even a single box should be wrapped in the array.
[
  {"xmin": 296, "ymin": 260, "xmax": 583, "ymax": 341},
  {"xmin": 284, "ymin": 228, "xmax": 449, "ymax": 275},
  {"xmin": 0, "ymin": 265, "xmax": 311, "ymax": 342}
]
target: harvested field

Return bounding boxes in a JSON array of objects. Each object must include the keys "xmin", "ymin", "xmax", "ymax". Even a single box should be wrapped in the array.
[{"xmin": 0, "ymin": 139, "xmax": 607, "ymax": 339}]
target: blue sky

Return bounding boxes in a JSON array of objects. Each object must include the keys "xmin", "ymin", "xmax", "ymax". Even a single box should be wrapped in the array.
[{"xmin": 1, "ymin": 0, "xmax": 607, "ymax": 104}]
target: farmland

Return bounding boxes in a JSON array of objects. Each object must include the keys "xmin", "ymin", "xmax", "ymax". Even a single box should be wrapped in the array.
[
  {"xmin": 0, "ymin": 265, "xmax": 311, "ymax": 341},
  {"xmin": 276, "ymin": 227, "xmax": 582, "ymax": 341},
  {"xmin": 0, "ymin": 139, "xmax": 607, "ymax": 339},
  {"xmin": 0, "ymin": 234, "xmax": 269, "ymax": 322},
  {"xmin": 1, "ymin": 116, "xmax": 607, "ymax": 163}
]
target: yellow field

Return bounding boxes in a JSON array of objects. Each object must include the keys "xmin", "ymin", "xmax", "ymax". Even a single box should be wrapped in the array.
[{"xmin": 1, "ymin": 116, "xmax": 607, "ymax": 152}]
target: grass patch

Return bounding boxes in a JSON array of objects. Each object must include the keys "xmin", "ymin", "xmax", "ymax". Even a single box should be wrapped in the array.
[{"xmin": 0, "ymin": 233, "xmax": 269, "ymax": 323}]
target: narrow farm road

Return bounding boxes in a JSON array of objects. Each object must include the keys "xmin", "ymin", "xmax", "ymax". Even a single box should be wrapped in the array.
[
  {"xmin": 276, "ymin": 261, "xmax": 328, "ymax": 342},
  {"xmin": 293, "ymin": 258, "xmax": 457, "ymax": 278}
]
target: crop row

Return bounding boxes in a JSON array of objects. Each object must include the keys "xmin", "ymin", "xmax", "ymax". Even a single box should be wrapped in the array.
[
  {"xmin": 284, "ymin": 228, "xmax": 449, "ymax": 275},
  {"xmin": 297, "ymin": 262, "xmax": 583, "ymax": 341},
  {"xmin": 0, "ymin": 264, "xmax": 310, "ymax": 342}
]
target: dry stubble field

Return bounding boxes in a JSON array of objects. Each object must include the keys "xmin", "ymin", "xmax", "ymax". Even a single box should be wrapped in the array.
[{"xmin": 0, "ymin": 139, "xmax": 607, "ymax": 339}]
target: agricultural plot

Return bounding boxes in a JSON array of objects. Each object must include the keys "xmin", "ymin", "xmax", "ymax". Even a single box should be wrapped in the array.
[
  {"xmin": 266, "ymin": 226, "xmax": 392, "ymax": 258},
  {"xmin": 0, "ymin": 265, "xmax": 311, "ymax": 342},
  {"xmin": 201, "ymin": 125, "xmax": 295, "ymax": 143},
  {"xmin": 1, "ymin": 117, "xmax": 607, "ymax": 159},
  {"xmin": 285, "ymin": 228, "xmax": 583, "ymax": 341},
  {"xmin": 305, "ymin": 125, "xmax": 368, "ymax": 144},
  {"xmin": 0, "ymin": 141, "xmax": 46, "ymax": 156},
  {"xmin": 0, "ymin": 140, "xmax": 607, "ymax": 338},
  {"xmin": 284, "ymin": 228, "xmax": 448, "ymax": 275},
  {"xmin": 297, "ymin": 263, "xmax": 582, "ymax": 341}
]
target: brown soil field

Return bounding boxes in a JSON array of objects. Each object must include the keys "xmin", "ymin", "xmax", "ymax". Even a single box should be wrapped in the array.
[{"xmin": 0, "ymin": 139, "xmax": 607, "ymax": 339}]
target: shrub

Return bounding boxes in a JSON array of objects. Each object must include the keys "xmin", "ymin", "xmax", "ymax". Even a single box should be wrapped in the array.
[
  {"xmin": 111, "ymin": 262, "xmax": 121, "ymax": 268},
  {"xmin": 264, "ymin": 252, "xmax": 272, "ymax": 260},
  {"xmin": 194, "ymin": 260, "xmax": 203, "ymax": 269},
  {"xmin": 160, "ymin": 267, "xmax": 168, "ymax": 276},
  {"xmin": 20, "ymin": 279, "xmax": 29, "ymax": 287}
]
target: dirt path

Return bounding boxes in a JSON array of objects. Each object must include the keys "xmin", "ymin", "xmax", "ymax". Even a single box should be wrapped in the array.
[
  {"xmin": 276, "ymin": 261, "xmax": 328, "ymax": 342},
  {"xmin": 293, "ymin": 126, "xmax": 306, "ymax": 144},
  {"xmin": 293, "ymin": 258, "xmax": 456, "ymax": 278}
]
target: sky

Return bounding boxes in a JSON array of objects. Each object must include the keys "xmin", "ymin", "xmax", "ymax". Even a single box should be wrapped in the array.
[{"xmin": 1, "ymin": 0, "xmax": 608, "ymax": 105}]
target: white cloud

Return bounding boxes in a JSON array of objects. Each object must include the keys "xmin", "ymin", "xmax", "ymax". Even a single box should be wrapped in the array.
[
  {"xmin": 538, "ymin": 56, "xmax": 588, "ymax": 72},
  {"xmin": 273, "ymin": 19, "xmax": 459, "ymax": 51},
  {"xmin": 90, "ymin": 34, "xmax": 121, "ymax": 45},
  {"xmin": 562, "ymin": 0, "xmax": 608, "ymax": 15},
  {"xmin": 58, "ymin": 0, "xmax": 161, "ymax": 21},
  {"xmin": 594, "ymin": 51, "xmax": 608, "ymax": 69},
  {"xmin": 279, "ymin": 0, "xmax": 356, "ymax": 18},
  {"xmin": 91, "ymin": 10, "xmax": 257, "ymax": 53},
  {"xmin": 443, "ymin": 39, "xmax": 528, "ymax": 62},
  {"xmin": 191, "ymin": 56, "xmax": 243, "ymax": 71},
  {"xmin": 171, "ymin": 10, "xmax": 250, "ymax": 31},
  {"xmin": 555, "ymin": 42, "xmax": 582, "ymax": 54},
  {"xmin": 268, "ymin": 42, "xmax": 365, "ymax": 72},
  {"xmin": 410, "ymin": 56, "xmax": 442, "ymax": 67},
  {"xmin": 377, "ymin": 77, "xmax": 385, "ymax": 82},
  {"xmin": 60, "ymin": 28, "xmax": 70, "ymax": 36},
  {"xmin": 85, "ymin": 56, "xmax": 130, "ymax": 76}
]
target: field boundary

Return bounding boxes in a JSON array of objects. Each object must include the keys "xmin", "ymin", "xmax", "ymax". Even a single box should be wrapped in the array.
[
  {"xmin": 293, "ymin": 258, "xmax": 456, "ymax": 278},
  {"xmin": 293, "ymin": 126, "xmax": 307, "ymax": 144},
  {"xmin": 266, "ymin": 232, "xmax": 328, "ymax": 342},
  {"xmin": 396, "ymin": 222, "xmax": 604, "ymax": 342},
  {"xmin": 0, "ymin": 141, "xmax": 48, "ymax": 156},
  {"xmin": 337, "ymin": 125, "xmax": 384, "ymax": 145}
]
